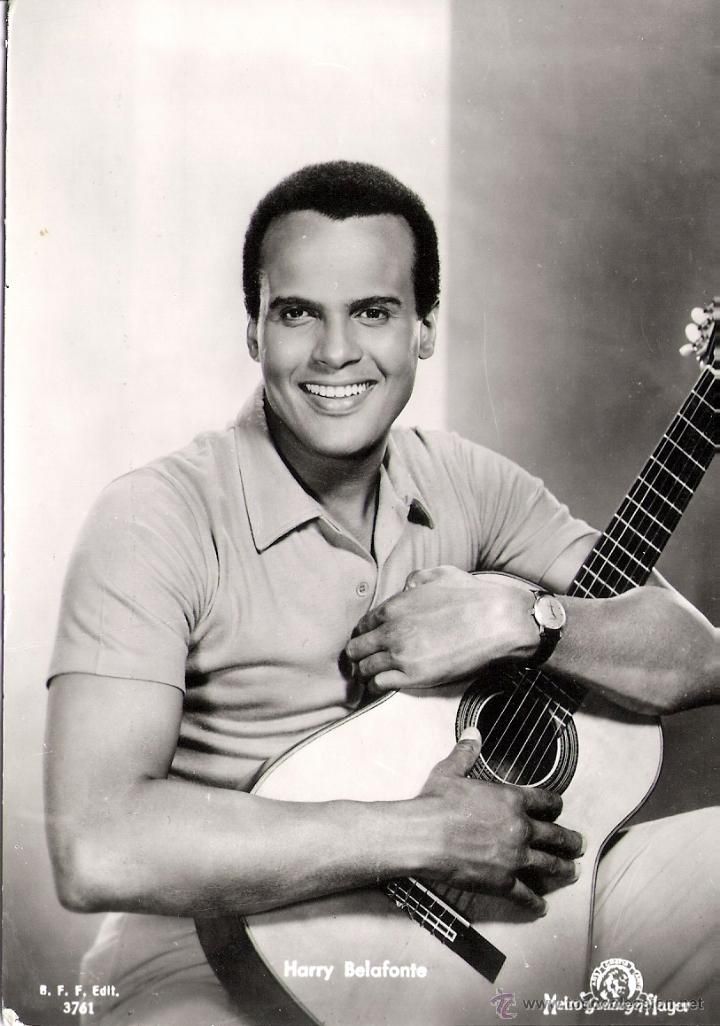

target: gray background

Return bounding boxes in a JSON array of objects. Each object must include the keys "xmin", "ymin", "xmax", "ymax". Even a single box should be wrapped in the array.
[{"xmin": 4, "ymin": 2, "xmax": 718, "ymax": 1024}]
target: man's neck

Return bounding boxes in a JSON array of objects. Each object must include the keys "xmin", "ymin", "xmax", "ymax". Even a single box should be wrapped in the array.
[{"xmin": 265, "ymin": 403, "xmax": 385, "ymax": 552}]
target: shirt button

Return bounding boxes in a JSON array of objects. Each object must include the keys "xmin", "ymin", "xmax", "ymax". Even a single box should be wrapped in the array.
[{"xmin": 356, "ymin": 582, "xmax": 370, "ymax": 597}]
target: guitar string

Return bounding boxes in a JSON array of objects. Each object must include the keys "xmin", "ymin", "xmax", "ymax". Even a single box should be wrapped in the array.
[
  {"xmin": 518, "ymin": 375, "xmax": 717, "ymax": 777},
  {"xmin": 479, "ymin": 420, "xmax": 706, "ymax": 783},
  {"xmin": 480, "ymin": 370, "xmax": 716, "ymax": 787},
  {"xmin": 506, "ymin": 371, "xmax": 717, "ymax": 784},
  {"xmin": 478, "ymin": 370, "xmax": 716, "ymax": 783},
  {"xmin": 439, "ymin": 363, "xmax": 720, "ymax": 914},
  {"xmin": 583, "ymin": 374, "xmax": 715, "ymax": 594},
  {"xmin": 516, "ymin": 365, "xmax": 717, "ymax": 779},
  {"xmin": 481, "ymin": 680, "xmax": 560, "ymax": 781},
  {"xmin": 443, "ymin": 375, "xmax": 716, "ymax": 899},
  {"xmin": 452, "ymin": 366, "xmax": 720, "ymax": 916}
]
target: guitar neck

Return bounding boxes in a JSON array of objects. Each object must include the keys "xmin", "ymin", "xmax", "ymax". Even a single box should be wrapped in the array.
[{"xmin": 569, "ymin": 366, "xmax": 718, "ymax": 600}]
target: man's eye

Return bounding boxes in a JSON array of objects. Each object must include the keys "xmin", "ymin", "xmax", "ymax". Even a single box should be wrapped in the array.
[
  {"xmin": 358, "ymin": 307, "xmax": 389, "ymax": 322},
  {"xmin": 281, "ymin": 307, "xmax": 313, "ymax": 322}
]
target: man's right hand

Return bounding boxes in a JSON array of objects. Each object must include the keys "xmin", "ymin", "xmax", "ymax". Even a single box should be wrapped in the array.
[{"xmin": 410, "ymin": 727, "xmax": 585, "ymax": 917}]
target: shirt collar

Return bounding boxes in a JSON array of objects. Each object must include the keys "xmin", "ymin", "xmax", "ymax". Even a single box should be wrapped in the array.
[
  {"xmin": 381, "ymin": 434, "xmax": 434, "ymax": 529},
  {"xmin": 234, "ymin": 387, "xmax": 434, "ymax": 553}
]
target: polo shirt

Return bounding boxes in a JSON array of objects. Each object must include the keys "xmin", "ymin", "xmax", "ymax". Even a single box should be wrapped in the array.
[{"xmin": 49, "ymin": 388, "xmax": 593, "ymax": 793}]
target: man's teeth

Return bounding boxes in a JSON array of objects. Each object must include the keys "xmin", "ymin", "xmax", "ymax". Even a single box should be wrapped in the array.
[{"xmin": 304, "ymin": 382, "xmax": 372, "ymax": 398}]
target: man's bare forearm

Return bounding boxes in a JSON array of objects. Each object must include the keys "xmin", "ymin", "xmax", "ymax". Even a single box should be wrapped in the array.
[
  {"xmin": 545, "ymin": 586, "xmax": 720, "ymax": 714},
  {"xmin": 45, "ymin": 676, "xmax": 583, "ymax": 919},
  {"xmin": 53, "ymin": 780, "xmax": 408, "ymax": 916}
]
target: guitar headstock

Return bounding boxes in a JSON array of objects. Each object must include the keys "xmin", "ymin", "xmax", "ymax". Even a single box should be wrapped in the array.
[{"xmin": 680, "ymin": 298, "xmax": 719, "ymax": 378}]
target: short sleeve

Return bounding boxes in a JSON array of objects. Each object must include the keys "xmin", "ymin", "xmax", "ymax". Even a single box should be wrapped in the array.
[
  {"xmin": 453, "ymin": 436, "xmax": 596, "ymax": 583},
  {"xmin": 48, "ymin": 469, "xmax": 215, "ymax": 690}
]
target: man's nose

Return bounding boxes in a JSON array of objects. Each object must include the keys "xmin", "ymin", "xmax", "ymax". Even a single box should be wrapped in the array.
[{"xmin": 312, "ymin": 318, "xmax": 362, "ymax": 368}]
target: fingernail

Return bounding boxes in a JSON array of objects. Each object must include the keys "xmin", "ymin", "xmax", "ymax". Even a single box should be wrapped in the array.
[
  {"xmin": 459, "ymin": 726, "xmax": 482, "ymax": 744},
  {"xmin": 572, "ymin": 862, "xmax": 582, "ymax": 881},
  {"xmin": 538, "ymin": 901, "xmax": 548, "ymax": 917},
  {"xmin": 578, "ymin": 834, "xmax": 587, "ymax": 856}
]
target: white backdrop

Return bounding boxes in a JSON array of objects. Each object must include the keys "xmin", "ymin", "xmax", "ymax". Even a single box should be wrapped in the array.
[{"xmin": 3, "ymin": 0, "xmax": 450, "ymax": 1016}]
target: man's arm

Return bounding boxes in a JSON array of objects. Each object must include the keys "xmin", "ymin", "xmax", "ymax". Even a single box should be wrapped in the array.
[
  {"xmin": 45, "ymin": 674, "xmax": 584, "ymax": 919},
  {"xmin": 345, "ymin": 536, "xmax": 719, "ymax": 715},
  {"xmin": 536, "ymin": 534, "xmax": 719, "ymax": 712}
]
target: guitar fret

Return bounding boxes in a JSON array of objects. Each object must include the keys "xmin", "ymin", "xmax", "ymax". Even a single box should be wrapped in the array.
[
  {"xmin": 688, "ymin": 391, "xmax": 714, "ymax": 414},
  {"xmin": 596, "ymin": 535, "xmax": 651, "ymax": 574},
  {"xmin": 662, "ymin": 434, "xmax": 705, "ymax": 471},
  {"xmin": 624, "ymin": 495, "xmax": 673, "ymax": 535},
  {"xmin": 661, "ymin": 432, "xmax": 713, "ymax": 469},
  {"xmin": 637, "ymin": 474, "xmax": 683, "ymax": 514},
  {"xmin": 675, "ymin": 412, "xmax": 713, "ymax": 445},
  {"xmin": 648, "ymin": 455, "xmax": 694, "ymax": 494},
  {"xmin": 573, "ymin": 562, "xmax": 620, "ymax": 596},
  {"xmin": 570, "ymin": 578, "xmax": 594, "ymax": 598},
  {"xmin": 582, "ymin": 549, "xmax": 639, "ymax": 589},
  {"xmin": 608, "ymin": 513, "xmax": 662, "ymax": 554}
]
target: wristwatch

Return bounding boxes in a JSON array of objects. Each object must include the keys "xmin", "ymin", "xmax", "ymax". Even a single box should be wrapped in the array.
[{"xmin": 527, "ymin": 590, "xmax": 566, "ymax": 667}]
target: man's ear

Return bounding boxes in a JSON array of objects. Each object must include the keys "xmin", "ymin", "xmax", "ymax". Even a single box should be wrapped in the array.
[
  {"xmin": 418, "ymin": 304, "xmax": 438, "ymax": 360},
  {"xmin": 246, "ymin": 320, "xmax": 260, "ymax": 362}
]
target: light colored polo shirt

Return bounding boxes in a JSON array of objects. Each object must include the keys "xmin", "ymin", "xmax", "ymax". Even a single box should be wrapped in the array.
[{"xmin": 49, "ymin": 388, "xmax": 593, "ymax": 793}]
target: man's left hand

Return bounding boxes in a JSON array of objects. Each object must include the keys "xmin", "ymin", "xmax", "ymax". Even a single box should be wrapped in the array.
[{"xmin": 346, "ymin": 567, "xmax": 539, "ymax": 691}]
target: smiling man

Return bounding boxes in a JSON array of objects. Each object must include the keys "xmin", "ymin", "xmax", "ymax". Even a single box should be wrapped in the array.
[
  {"xmin": 45, "ymin": 162, "xmax": 718, "ymax": 1026},
  {"xmin": 246, "ymin": 206, "xmax": 436, "ymax": 551}
]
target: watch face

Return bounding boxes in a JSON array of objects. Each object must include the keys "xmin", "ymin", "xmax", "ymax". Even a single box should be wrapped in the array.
[{"xmin": 536, "ymin": 593, "xmax": 567, "ymax": 631}]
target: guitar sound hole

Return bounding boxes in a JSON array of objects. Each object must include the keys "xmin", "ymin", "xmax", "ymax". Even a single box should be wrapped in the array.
[{"xmin": 456, "ymin": 672, "xmax": 578, "ymax": 792}]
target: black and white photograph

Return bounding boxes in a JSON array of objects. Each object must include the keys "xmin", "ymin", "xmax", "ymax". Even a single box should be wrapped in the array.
[{"xmin": 3, "ymin": 2, "xmax": 718, "ymax": 1025}]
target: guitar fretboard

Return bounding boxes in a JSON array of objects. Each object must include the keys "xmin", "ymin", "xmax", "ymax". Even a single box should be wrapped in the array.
[{"xmin": 570, "ymin": 367, "xmax": 717, "ymax": 600}]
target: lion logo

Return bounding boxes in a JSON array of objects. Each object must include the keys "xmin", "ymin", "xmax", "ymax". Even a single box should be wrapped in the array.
[{"xmin": 590, "ymin": 958, "xmax": 644, "ymax": 1003}]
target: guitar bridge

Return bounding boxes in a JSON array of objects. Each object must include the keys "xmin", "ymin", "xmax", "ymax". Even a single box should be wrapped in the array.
[{"xmin": 384, "ymin": 877, "xmax": 506, "ymax": 983}]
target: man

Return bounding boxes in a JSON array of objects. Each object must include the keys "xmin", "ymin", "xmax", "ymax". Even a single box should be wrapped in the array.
[{"xmin": 45, "ymin": 161, "xmax": 718, "ymax": 1026}]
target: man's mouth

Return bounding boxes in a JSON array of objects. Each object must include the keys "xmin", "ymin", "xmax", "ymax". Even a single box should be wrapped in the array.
[{"xmin": 302, "ymin": 382, "xmax": 374, "ymax": 399}]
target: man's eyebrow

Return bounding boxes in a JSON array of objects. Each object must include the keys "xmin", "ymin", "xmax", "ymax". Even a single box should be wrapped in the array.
[
  {"xmin": 348, "ymin": 296, "xmax": 403, "ymax": 313},
  {"xmin": 267, "ymin": 295, "xmax": 317, "ymax": 313},
  {"xmin": 266, "ymin": 295, "xmax": 403, "ymax": 314}
]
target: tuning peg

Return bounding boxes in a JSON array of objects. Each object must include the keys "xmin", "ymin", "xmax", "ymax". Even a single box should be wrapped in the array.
[
  {"xmin": 690, "ymin": 307, "xmax": 707, "ymax": 325},
  {"xmin": 679, "ymin": 343, "xmax": 696, "ymax": 357},
  {"xmin": 684, "ymin": 323, "xmax": 701, "ymax": 343}
]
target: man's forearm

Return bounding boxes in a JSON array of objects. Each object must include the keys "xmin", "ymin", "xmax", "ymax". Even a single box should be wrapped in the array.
[
  {"xmin": 53, "ymin": 777, "xmax": 413, "ymax": 917},
  {"xmin": 545, "ymin": 586, "xmax": 720, "ymax": 714},
  {"xmin": 50, "ymin": 739, "xmax": 583, "ymax": 920}
]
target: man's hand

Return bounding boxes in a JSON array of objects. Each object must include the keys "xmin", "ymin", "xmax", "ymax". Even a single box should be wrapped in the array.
[
  {"xmin": 411, "ymin": 728, "xmax": 584, "ymax": 915},
  {"xmin": 346, "ymin": 567, "xmax": 538, "ymax": 690}
]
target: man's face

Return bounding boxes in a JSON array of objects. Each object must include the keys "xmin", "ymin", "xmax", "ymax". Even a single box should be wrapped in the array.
[{"xmin": 247, "ymin": 211, "xmax": 436, "ymax": 464}]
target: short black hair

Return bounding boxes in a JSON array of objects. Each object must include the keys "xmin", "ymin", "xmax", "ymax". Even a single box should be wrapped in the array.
[{"xmin": 243, "ymin": 160, "xmax": 440, "ymax": 321}]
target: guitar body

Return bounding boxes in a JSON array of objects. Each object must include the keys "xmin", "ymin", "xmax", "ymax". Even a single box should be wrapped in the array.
[{"xmin": 244, "ymin": 681, "xmax": 662, "ymax": 1026}]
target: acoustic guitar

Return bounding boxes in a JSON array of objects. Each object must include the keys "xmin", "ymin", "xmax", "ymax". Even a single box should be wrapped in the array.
[{"xmin": 197, "ymin": 302, "xmax": 718, "ymax": 1026}]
